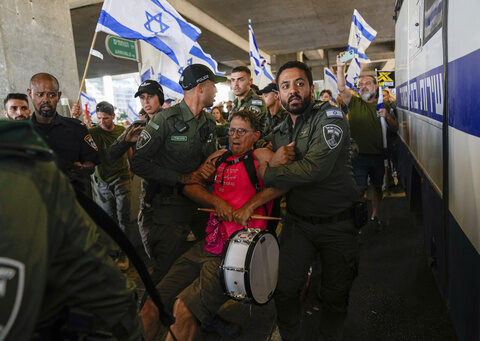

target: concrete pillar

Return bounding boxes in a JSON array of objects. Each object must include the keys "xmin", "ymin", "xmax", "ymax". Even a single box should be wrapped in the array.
[
  {"xmin": 311, "ymin": 66, "xmax": 324, "ymax": 81},
  {"xmin": 272, "ymin": 53, "xmax": 298, "ymax": 74},
  {"xmin": 0, "ymin": 0, "xmax": 79, "ymax": 116}
]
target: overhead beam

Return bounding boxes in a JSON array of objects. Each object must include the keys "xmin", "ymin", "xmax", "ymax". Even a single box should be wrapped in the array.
[{"xmin": 68, "ymin": 0, "xmax": 270, "ymax": 63}]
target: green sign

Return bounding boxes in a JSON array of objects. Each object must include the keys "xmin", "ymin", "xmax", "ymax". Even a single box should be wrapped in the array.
[{"xmin": 105, "ymin": 35, "xmax": 138, "ymax": 61}]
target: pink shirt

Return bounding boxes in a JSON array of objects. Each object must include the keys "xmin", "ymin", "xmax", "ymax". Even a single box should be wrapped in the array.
[{"xmin": 204, "ymin": 151, "xmax": 272, "ymax": 254}]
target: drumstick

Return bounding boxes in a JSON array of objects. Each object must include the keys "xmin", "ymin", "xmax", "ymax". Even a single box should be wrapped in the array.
[{"xmin": 197, "ymin": 208, "xmax": 281, "ymax": 221}]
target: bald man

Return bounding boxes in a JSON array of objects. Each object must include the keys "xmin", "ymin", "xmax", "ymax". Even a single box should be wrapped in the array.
[{"xmin": 28, "ymin": 73, "xmax": 99, "ymax": 195}]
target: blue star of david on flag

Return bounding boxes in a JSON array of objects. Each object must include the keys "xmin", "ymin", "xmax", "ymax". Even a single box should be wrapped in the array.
[
  {"xmin": 144, "ymin": 11, "xmax": 169, "ymax": 34},
  {"xmin": 177, "ymin": 58, "xmax": 193, "ymax": 75}
]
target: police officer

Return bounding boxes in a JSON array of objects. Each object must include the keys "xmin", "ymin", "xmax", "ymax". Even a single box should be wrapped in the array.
[
  {"xmin": 230, "ymin": 66, "xmax": 267, "ymax": 121},
  {"xmin": 27, "ymin": 73, "xmax": 99, "ymax": 195},
  {"xmin": 107, "ymin": 80, "xmax": 164, "ymax": 260},
  {"xmin": 0, "ymin": 120, "xmax": 142, "ymax": 341},
  {"xmin": 130, "ymin": 64, "xmax": 225, "ymax": 284},
  {"xmin": 257, "ymin": 82, "xmax": 289, "ymax": 140},
  {"xmin": 234, "ymin": 61, "xmax": 361, "ymax": 341}
]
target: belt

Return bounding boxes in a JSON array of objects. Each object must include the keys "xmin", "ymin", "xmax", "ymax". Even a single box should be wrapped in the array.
[{"xmin": 288, "ymin": 208, "xmax": 353, "ymax": 225}]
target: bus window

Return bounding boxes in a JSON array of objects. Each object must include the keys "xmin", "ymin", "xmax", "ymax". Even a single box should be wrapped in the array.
[{"xmin": 424, "ymin": 0, "xmax": 442, "ymax": 44}]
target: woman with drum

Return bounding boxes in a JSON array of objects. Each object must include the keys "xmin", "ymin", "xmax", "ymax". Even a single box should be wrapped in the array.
[{"xmin": 140, "ymin": 110, "xmax": 288, "ymax": 341}]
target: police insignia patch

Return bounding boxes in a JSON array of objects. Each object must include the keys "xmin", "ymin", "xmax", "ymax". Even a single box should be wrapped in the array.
[
  {"xmin": 0, "ymin": 258, "xmax": 25, "ymax": 337},
  {"xmin": 84, "ymin": 134, "xmax": 98, "ymax": 151},
  {"xmin": 323, "ymin": 124, "xmax": 343, "ymax": 149},
  {"xmin": 325, "ymin": 109, "xmax": 344, "ymax": 119},
  {"xmin": 249, "ymin": 105, "xmax": 260, "ymax": 114},
  {"xmin": 136, "ymin": 130, "xmax": 152, "ymax": 149}
]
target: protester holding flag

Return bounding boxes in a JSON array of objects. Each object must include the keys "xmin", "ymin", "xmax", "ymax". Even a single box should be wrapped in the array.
[
  {"xmin": 130, "ymin": 64, "xmax": 225, "ymax": 284},
  {"xmin": 230, "ymin": 66, "xmax": 267, "ymax": 122},
  {"xmin": 336, "ymin": 52, "xmax": 398, "ymax": 229}
]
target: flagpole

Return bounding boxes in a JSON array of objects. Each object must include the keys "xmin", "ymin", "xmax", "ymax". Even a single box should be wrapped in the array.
[{"xmin": 77, "ymin": 31, "xmax": 98, "ymax": 104}]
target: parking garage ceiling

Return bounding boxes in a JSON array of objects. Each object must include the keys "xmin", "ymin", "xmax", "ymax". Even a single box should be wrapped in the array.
[{"xmin": 70, "ymin": 0, "xmax": 396, "ymax": 79}]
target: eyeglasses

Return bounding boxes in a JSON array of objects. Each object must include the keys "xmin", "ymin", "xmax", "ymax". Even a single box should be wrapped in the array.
[{"xmin": 228, "ymin": 127, "xmax": 252, "ymax": 136}]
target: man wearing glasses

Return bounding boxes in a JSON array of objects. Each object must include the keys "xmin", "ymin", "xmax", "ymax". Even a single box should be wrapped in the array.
[
  {"xmin": 141, "ymin": 110, "xmax": 278, "ymax": 341},
  {"xmin": 28, "ymin": 73, "xmax": 99, "ymax": 195},
  {"xmin": 336, "ymin": 54, "xmax": 398, "ymax": 229}
]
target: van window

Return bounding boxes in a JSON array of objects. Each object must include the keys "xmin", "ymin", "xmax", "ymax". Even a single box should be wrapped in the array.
[{"xmin": 424, "ymin": 0, "xmax": 442, "ymax": 43}]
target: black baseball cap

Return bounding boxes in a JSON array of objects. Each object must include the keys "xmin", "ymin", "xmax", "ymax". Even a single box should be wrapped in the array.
[
  {"xmin": 179, "ymin": 64, "xmax": 227, "ymax": 90},
  {"xmin": 257, "ymin": 83, "xmax": 278, "ymax": 95},
  {"xmin": 134, "ymin": 80, "xmax": 165, "ymax": 105}
]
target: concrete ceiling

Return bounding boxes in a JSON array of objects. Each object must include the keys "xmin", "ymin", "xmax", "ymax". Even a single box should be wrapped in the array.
[{"xmin": 70, "ymin": 1, "xmax": 396, "ymax": 79}]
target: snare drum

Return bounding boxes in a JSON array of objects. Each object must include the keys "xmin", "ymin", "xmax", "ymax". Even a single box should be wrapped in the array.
[{"xmin": 220, "ymin": 228, "xmax": 279, "ymax": 305}]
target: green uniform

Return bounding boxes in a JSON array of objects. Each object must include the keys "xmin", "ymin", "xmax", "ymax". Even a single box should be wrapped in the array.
[
  {"xmin": 107, "ymin": 115, "xmax": 154, "ymax": 259},
  {"xmin": 0, "ymin": 121, "xmax": 142, "ymax": 341},
  {"xmin": 261, "ymin": 106, "xmax": 288, "ymax": 137},
  {"xmin": 89, "ymin": 125, "xmax": 130, "ymax": 183},
  {"xmin": 266, "ymin": 101, "xmax": 360, "ymax": 217},
  {"xmin": 231, "ymin": 89, "xmax": 267, "ymax": 121},
  {"xmin": 264, "ymin": 101, "xmax": 360, "ymax": 341},
  {"xmin": 130, "ymin": 100, "xmax": 217, "ymax": 283},
  {"xmin": 348, "ymin": 95, "xmax": 395, "ymax": 155},
  {"xmin": 89, "ymin": 125, "xmax": 132, "ymax": 248}
]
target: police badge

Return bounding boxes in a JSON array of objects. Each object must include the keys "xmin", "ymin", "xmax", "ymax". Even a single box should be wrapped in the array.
[
  {"xmin": 323, "ymin": 124, "xmax": 343, "ymax": 149},
  {"xmin": 0, "ymin": 258, "xmax": 25, "ymax": 339},
  {"xmin": 136, "ymin": 130, "xmax": 152, "ymax": 149}
]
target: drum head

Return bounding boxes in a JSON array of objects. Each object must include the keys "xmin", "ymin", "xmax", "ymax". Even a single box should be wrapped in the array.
[{"xmin": 246, "ymin": 231, "xmax": 279, "ymax": 304}]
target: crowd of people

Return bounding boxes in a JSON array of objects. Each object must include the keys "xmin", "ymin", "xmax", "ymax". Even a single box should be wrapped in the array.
[{"xmin": 1, "ymin": 53, "xmax": 399, "ymax": 341}]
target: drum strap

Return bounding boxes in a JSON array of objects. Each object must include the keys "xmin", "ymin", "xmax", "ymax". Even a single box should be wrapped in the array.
[
  {"xmin": 214, "ymin": 149, "xmax": 260, "ymax": 191},
  {"xmin": 214, "ymin": 150, "xmax": 271, "ymax": 228}
]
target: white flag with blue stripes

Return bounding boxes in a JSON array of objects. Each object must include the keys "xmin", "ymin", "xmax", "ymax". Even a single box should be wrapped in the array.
[
  {"xmin": 80, "ymin": 92, "xmax": 97, "ymax": 121},
  {"xmin": 96, "ymin": 0, "xmax": 201, "ymax": 66},
  {"xmin": 376, "ymin": 86, "xmax": 388, "ymax": 151},
  {"xmin": 157, "ymin": 41, "xmax": 225, "ymax": 100},
  {"xmin": 249, "ymin": 19, "xmax": 273, "ymax": 87},
  {"xmin": 323, "ymin": 68, "xmax": 339, "ymax": 100},
  {"xmin": 347, "ymin": 9, "xmax": 377, "ymax": 63},
  {"xmin": 126, "ymin": 104, "xmax": 141, "ymax": 123},
  {"xmin": 345, "ymin": 57, "xmax": 361, "ymax": 91},
  {"xmin": 140, "ymin": 62, "xmax": 156, "ymax": 82}
]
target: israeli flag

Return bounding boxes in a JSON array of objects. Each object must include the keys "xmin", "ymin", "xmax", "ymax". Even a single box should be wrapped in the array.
[
  {"xmin": 323, "ymin": 68, "xmax": 339, "ymax": 100},
  {"xmin": 157, "ymin": 42, "xmax": 224, "ymax": 100},
  {"xmin": 80, "ymin": 92, "xmax": 97, "ymax": 119},
  {"xmin": 347, "ymin": 9, "xmax": 377, "ymax": 63},
  {"xmin": 96, "ymin": 0, "xmax": 201, "ymax": 66},
  {"xmin": 140, "ymin": 63, "xmax": 156, "ymax": 82},
  {"xmin": 189, "ymin": 42, "xmax": 225, "ymax": 76},
  {"xmin": 126, "ymin": 104, "xmax": 141, "ymax": 123},
  {"xmin": 249, "ymin": 19, "xmax": 274, "ymax": 87},
  {"xmin": 377, "ymin": 86, "xmax": 388, "ymax": 150},
  {"xmin": 345, "ymin": 57, "xmax": 361, "ymax": 91}
]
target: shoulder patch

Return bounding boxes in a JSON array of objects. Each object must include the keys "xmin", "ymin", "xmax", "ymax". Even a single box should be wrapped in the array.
[
  {"xmin": 325, "ymin": 109, "xmax": 344, "ymax": 119},
  {"xmin": 249, "ymin": 105, "xmax": 261, "ymax": 114},
  {"xmin": 0, "ymin": 257, "xmax": 25, "ymax": 337},
  {"xmin": 251, "ymin": 99, "xmax": 263, "ymax": 106},
  {"xmin": 323, "ymin": 124, "xmax": 343, "ymax": 149},
  {"xmin": 84, "ymin": 134, "xmax": 98, "ymax": 151},
  {"xmin": 136, "ymin": 130, "xmax": 152, "ymax": 149}
]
